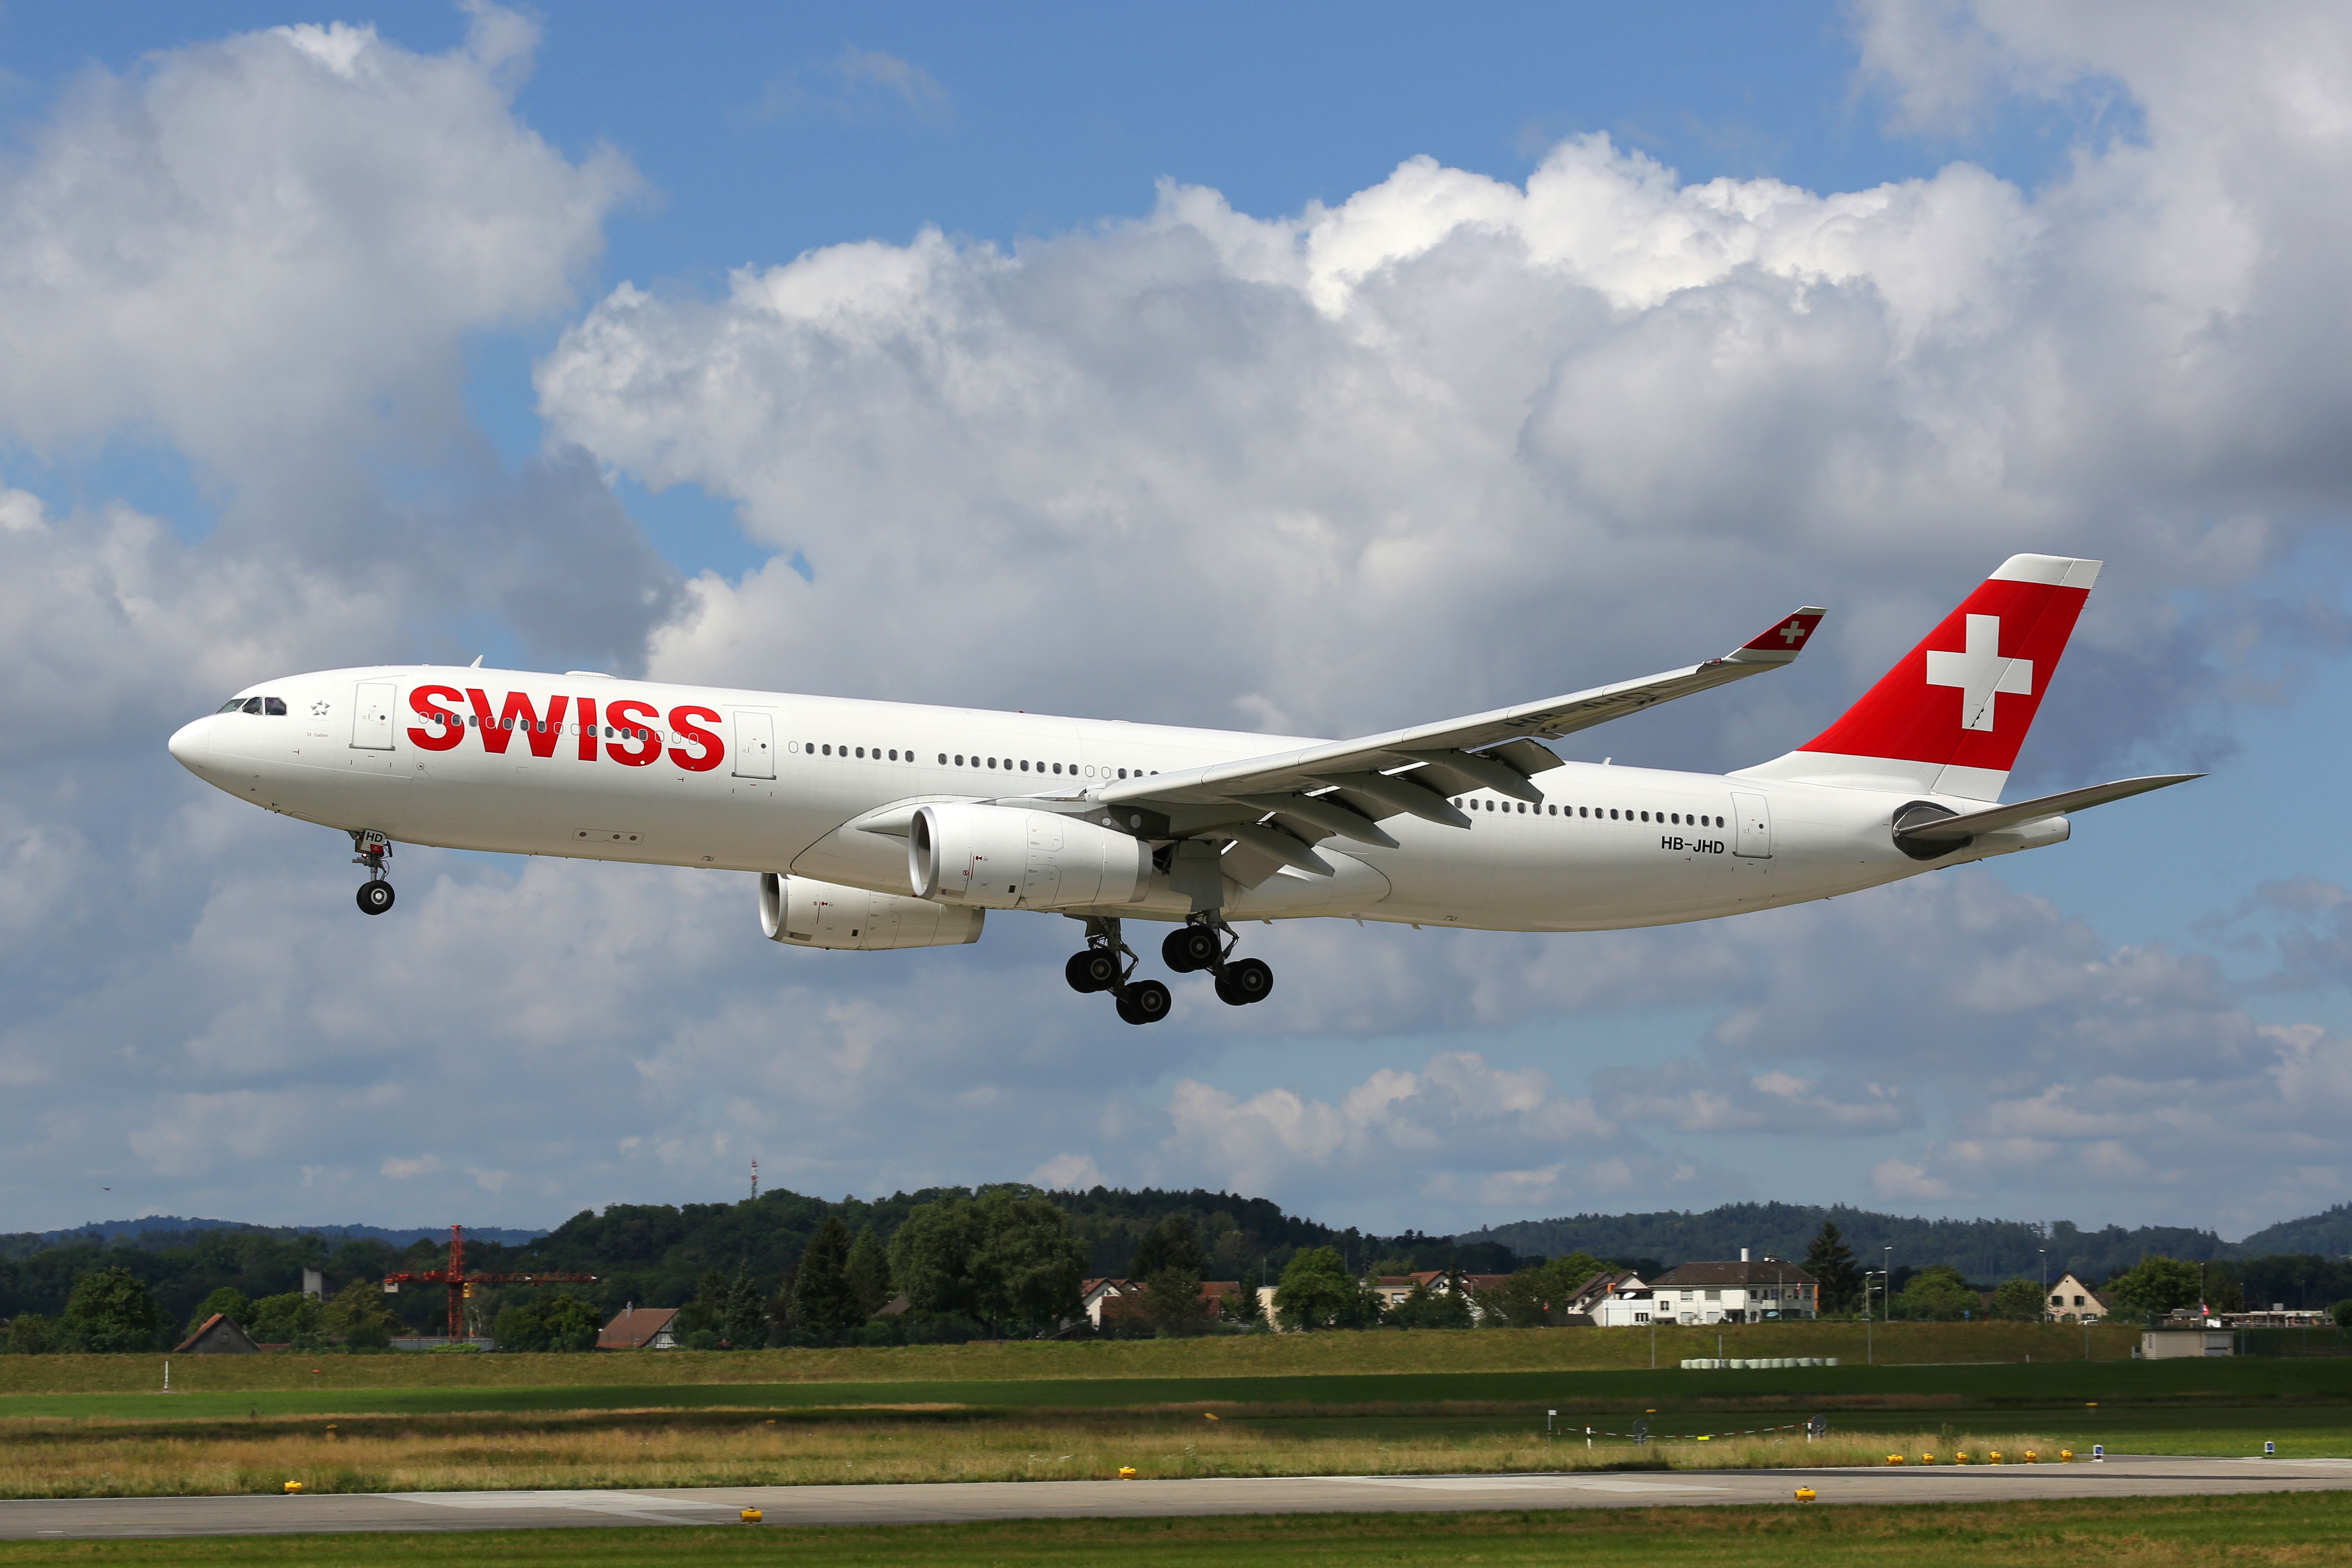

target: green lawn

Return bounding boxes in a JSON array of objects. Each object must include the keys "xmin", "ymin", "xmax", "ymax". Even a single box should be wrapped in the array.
[
  {"xmin": 0, "ymin": 1320, "xmax": 2146, "ymax": 1397},
  {"xmin": 2, "ymin": 1494, "xmax": 2350, "ymax": 1566},
  {"xmin": 4, "ymin": 1355, "xmax": 2344, "ymax": 1423}
]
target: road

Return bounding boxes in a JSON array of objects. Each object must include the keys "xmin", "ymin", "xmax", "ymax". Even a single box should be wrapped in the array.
[{"xmin": 1, "ymin": 1455, "xmax": 2348, "ymax": 1539}]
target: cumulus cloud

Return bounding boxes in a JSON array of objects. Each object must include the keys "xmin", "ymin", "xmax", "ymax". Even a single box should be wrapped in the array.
[
  {"xmin": 544, "ymin": 31, "xmax": 2352, "ymax": 791},
  {"xmin": 6, "ymin": 4, "xmax": 2352, "ymax": 1238}
]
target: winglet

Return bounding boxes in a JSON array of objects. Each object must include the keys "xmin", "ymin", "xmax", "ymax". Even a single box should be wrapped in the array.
[{"xmin": 1726, "ymin": 607, "xmax": 1827, "ymax": 666}]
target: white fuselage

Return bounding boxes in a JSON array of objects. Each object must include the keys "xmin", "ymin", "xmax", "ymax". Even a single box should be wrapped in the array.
[{"xmin": 170, "ymin": 665, "xmax": 2060, "ymax": 933}]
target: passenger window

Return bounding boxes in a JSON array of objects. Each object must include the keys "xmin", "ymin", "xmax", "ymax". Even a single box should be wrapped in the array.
[
  {"xmin": 1518, "ymin": 802, "xmax": 1526, "ymax": 814},
  {"xmin": 1117, "ymin": 768, "xmax": 1127, "ymax": 779},
  {"xmin": 1610, "ymin": 809, "xmax": 1619, "ymax": 820},
  {"xmin": 1020, "ymin": 760, "xmax": 1029, "ymax": 771},
  {"xmin": 1051, "ymin": 763, "xmax": 1062, "ymax": 774}
]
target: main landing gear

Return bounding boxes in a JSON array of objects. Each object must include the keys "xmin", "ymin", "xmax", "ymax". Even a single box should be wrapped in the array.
[
  {"xmin": 1064, "ymin": 915, "xmax": 1274, "ymax": 1025},
  {"xmin": 352, "ymin": 831, "xmax": 395, "ymax": 915},
  {"xmin": 1064, "ymin": 918, "xmax": 1170, "ymax": 1025},
  {"xmin": 1163, "ymin": 916, "xmax": 1273, "ymax": 1008}
]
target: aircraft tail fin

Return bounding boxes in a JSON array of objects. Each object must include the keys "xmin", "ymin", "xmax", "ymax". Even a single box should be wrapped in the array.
[{"xmin": 1734, "ymin": 555, "xmax": 2100, "ymax": 801}]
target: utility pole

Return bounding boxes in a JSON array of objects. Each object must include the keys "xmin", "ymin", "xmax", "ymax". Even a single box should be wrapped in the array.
[{"xmin": 1883, "ymin": 1247, "xmax": 1893, "ymax": 1323}]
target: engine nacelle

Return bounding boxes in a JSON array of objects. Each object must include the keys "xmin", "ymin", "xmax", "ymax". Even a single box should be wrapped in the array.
[
  {"xmin": 759, "ymin": 872, "xmax": 983, "ymax": 951},
  {"xmin": 909, "ymin": 803, "xmax": 1150, "ymax": 910}
]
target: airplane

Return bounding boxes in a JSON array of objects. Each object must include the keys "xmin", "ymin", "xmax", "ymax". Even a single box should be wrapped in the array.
[{"xmin": 168, "ymin": 554, "xmax": 2195, "ymax": 1025}]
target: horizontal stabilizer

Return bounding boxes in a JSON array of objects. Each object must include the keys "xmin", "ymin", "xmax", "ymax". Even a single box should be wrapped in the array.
[{"xmin": 1895, "ymin": 773, "xmax": 2202, "ymax": 849}]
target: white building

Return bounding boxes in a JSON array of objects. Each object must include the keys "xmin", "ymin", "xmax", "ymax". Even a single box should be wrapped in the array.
[
  {"xmin": 2046, "ymin": 1272, "xmax": 2110, "ymax": 1323},
  {"xmin": 1640, "ymin": 1252, "xmax": 1818, "ymax": 1325}
]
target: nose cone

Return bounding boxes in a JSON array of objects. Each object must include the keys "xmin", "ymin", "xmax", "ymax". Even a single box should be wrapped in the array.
[{"xmin": 167, "ymin": 717, "xmax": 211, "ymax": 774}]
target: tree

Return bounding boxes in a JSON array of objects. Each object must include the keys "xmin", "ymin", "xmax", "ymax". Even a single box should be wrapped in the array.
[
  {"xmin": 1473, "ymin": 1252, "xmax": 1608, "ymax": 1328},
  {"xmin": 2, "ymin": 1314, "xmax": 53, "ymax": 1354},
  {"xmin": 2331, "ymin": 1299, "xmax": 2352, "ymax": 1330},
  {"xmin": 890, "ymin": 1198, "xmax": 991, "ymax": 1321},
  {"xmin": 719, "ymin": 1265, "xmax": 771, "ymax": 1349},
  {"xmin": 1388, "ymin": 1278, "xmax": 1474, "ymax": 1330},
  {"xmin": 494, "ymin": 1295, "xmax": 602, "ymax": 1352},
  {"xmin": 188, "ymin": 1286, "xmax": 252, "ymax": 1336},
  {"xmin": 844, "ymin": 1227, "xmax": 892, "ymax": 1318},
  {"xmin": 1804, "ymin": 1223, "xmax": 1862, "ymax": 1314},
  {"xmin": 792, "ymin": 1218, "xmax": 862, "ymax": 1346},
  {"xmin": 323, "ymin": 1280, "xmax": 400, "ymax": 1348},
  {"xmin": 1892, "ymin": 1264, "xmax": 1978, "ymax": 1321},
  {"xmin": 245, "ymin": 1291, "xmax": 324, "ymax": 1346},
  {"xmin": 1274, "ymin": 1247, "xmax": 1362, "ymax": 1331},
  {"xmin": 1988, "ymin": 1278, "xmax": 2046, "ymax": 1321},
  {"xmin": 2107, "ymin": 1255, "xmax": 2204, "ymax": 1319},
  {"xmin": 60, "ymin": 1267, "xmax": 167, "ymax": 1353},
  {"xmin": 1131, "ymin": 1215, "xmax": 1208, "ymax": 1330},
  {"xmin": 891, "ymin": 1189, "xmax": 1085, "ymax": 1335},
  {"xmin": 970, "ymin": 1189, "xmax": 1087, "ymax": 1331}
]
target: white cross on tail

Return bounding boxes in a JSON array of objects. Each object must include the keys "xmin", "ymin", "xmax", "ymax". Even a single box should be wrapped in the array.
[{"xmin": 1924, "ymin": 614, "xmax": 2033, "ymax": 731}]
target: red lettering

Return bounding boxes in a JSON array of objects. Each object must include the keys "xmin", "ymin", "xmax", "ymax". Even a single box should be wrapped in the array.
[
  {"xmin": 668, "ymin": 705, "xmax": 724, "ymax": 773},
  {"xmin": 466, "ymin": 690, "xmax": 571, "ymax": 757},
  {"xmin": 575, "ymin": 696, "xmax": 598, "ymax": 761},
  {"xmin": 407, "ymin": 684, "xmax": 465, "ymax": 751},
  {"xmin": 464, "ymin": 688, "xmax": 512, "ymax": 753},
  {"xmin": 606, "ymin": 698, "xmax": 661, "ymax": 766}
]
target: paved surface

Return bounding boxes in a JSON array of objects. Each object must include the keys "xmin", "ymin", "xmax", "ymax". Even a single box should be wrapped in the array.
[{"xmin": 2, "ymin": 1457, "xmax": 2349, "ymax": 1539}]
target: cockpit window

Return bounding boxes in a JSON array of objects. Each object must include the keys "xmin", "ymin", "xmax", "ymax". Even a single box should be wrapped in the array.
[
  {"xmin": 217, "ymin": 698, "xmax": 246, "ymax": 713},
  {"xmin": 241, "ymin": 698, "xmax": 264, "ymax": 714},
  {"xmin": 264, "ymin": 697, "xmax": 287, "ymax": 715}
]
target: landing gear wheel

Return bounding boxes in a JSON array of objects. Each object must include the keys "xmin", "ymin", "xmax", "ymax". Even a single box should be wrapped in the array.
[
  {"xmin": 356, "ymin": 881, "xmax": 395, "ymax": 916},
  {"xmin": 1214, "ymin": 957, "xmax": 1272, "ymax": 1006},
  {"xmin": 1065, "ymin": 950, "xmax": 1119, "ymax": 993},
  {"xmin": 1163, "ymin": 925, "xmax": 1221, "ymax": 973},
  {"xmin": 1115, "ymin": 978, "xmax": 1172, "ymax": 1026}
]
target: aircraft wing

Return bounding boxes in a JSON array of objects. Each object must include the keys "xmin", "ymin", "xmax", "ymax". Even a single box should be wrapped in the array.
[{"xmin": 1091, "ymin": 607, "xmax": 1828, "ymax": 860}]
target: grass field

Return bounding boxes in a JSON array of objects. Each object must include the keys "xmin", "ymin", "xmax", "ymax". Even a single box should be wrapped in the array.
[
  {"xmin": 0, "ymin": 1330, "xmax": 2342, "ymax": 1499},
  {"xmin": 0, "ymin": 1320, "xmax": 2146, "ymax": 1396},
  {"xmin": 2, "ymin": 1494, "xmax": 2350, "ymax": 1566},
  {"xmin": 0, "ymin": 1409, "xmax": 2073, "ymax": 1496}
]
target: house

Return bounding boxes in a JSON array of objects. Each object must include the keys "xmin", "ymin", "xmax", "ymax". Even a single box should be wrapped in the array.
[
  {"xmin": 2046, "ymin": 1272, "xmax": 2110, "ymax": 1323},
  {"xmin": 1367, "ymin": 1271, "xmax": 1514, "ymax": 1321},
  {"xmin": 1082, "ymin": 1277, "xmax": 1245, "ymax": 1326},
  {"xmin": 1642, "ymin": 1252, "xmax": 1818, "ymax": 1325},
  {"xmin": 1557, "ymin": 1270, "xmax": 1657, "ymax": 1326},
  {"xmin": 174, "ymin": 1313, "xmax": 258, "ymax": 1354},
  {"xmin": 597, "ymin": 1306, "xmax": 681, "ymax": 1350}
]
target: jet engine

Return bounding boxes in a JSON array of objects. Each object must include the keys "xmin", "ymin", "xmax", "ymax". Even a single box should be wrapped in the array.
[
  {"xmin": 759, "ymin": 872, "xmax": 983, "ymax": 951},
  {"xmin": 909, "ymin": 803, "xmax": 1150, "ymax": 910}
]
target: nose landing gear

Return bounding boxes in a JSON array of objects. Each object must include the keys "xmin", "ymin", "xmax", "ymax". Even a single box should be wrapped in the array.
[
  {"xmin": 352, "ymin": 831, "xmax": 395, "ymax": 915},
  {"xmin": 1163, "ymin": 916, "xmax": 1273, "ymax": 1007},
  {"xmin": 1065, "ymin": 917, "xmax": 1173, "ymax": 1025}
]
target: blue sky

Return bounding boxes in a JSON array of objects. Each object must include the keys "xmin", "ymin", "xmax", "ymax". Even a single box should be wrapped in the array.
[{"xmin": 0, "ymin": 1, "xmax": 2345, "ymax": 1241}]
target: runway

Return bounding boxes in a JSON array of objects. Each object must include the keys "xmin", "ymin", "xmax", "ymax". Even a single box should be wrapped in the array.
[{"xmin": 2, "ymin": 1455, "xmax": 2349, "ymax": 1539}]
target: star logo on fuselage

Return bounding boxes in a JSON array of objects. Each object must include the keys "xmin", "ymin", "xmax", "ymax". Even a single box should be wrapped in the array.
[{"xmin": 1924, "ymin": 614, "xmax": 2033, "ymax": 731}]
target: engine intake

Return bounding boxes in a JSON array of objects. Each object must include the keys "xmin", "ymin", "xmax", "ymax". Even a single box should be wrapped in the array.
[
  {"xmin": 909, "ymin": 803, "xmax": 1150, "ymax": 910},
  {"xmin": 759, "ymin": 872, "xmax": 983, "ymax": 950}
]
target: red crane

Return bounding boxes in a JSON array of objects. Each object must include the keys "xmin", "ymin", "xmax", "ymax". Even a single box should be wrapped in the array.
[{"xmin": 381, "ymin": 1225, "xmax": 597, "ymax": 1341}]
